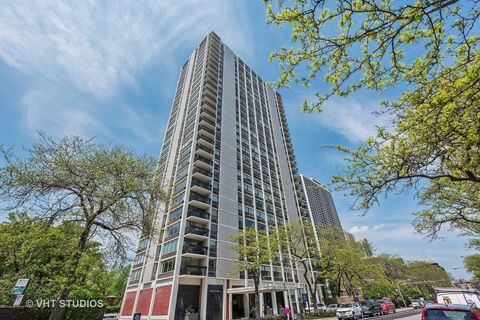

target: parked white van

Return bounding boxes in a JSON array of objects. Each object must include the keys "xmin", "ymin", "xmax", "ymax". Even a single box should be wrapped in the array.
[{"xmin": 435, "ymin": 288, "xmax": 480, "ymax": 308}]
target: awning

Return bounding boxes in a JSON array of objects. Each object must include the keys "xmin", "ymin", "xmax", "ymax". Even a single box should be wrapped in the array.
[{"xmin": 227, "ymin": 283, "xmax": 298, "ymax": 294}]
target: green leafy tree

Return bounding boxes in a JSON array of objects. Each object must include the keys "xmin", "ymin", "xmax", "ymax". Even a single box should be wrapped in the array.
[
  {"xmin": 0, "ymin": 134, "xmax": 164, "ymax": 320},
  {"xmin": 230, "ymin": 228, "xmax": 273, "ymax": 319},
  {"xmin": 318, "ymin": 226, "xmax": 383, "ymax": 297},
  {"xmin": 276, "ymin": 222, "xmax": 322, "ymax": 312},
  {"xmin": 465, "ymin": 254, "xmax": 480, "ymax": 280},
  {"xmin": 403, "ymin": 261, "xmax": 452, "ymax": 299},
  {"xmin": 0, "ymin": 212, "xmax": 123, "ymax": 320},
  {"xmin": 264, "ymin": 0, "xmax": 480, "ymax": 246},
  {"xmin": 265, "ymin": 0, "xmax": 479, "ymax": 111}
]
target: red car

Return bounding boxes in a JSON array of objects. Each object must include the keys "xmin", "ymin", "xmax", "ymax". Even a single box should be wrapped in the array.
[
  {"xmin": 422, "ymin": 304, "xmax": 480, "ymax": 320},
  {"xmin": 376, "ymin": 299, "xmax": 396, "ymax": 315}
]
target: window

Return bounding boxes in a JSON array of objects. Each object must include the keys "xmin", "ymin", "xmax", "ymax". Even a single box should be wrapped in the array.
[
  {"xmin": 161, "ymin": 258, "xmax": 175, "ymax": 273},
  {"xmin": 173, "ymin": 192, "xmax": 185, "ymax": 205},
  {"xmin": 163, "ymin": 239, "xmax": 178, "ymax": 255},
  {"xmin": 133, "ymin": 252, "xmax": 145, "ymax": 265},
  {"xmin": 167, "ymin": 222, "xmax": 180, "ymax": 237},
  {"xmin": 138, "ymin": 238, "xmax": 149, "ymax": 250},
  {"xmin": 170, "ymin": 207, "xmax": 183, "ymax": 220},
  {"xmin": 245, "ymin": 219, "xmax": 255, "ymax": 228},
  {"xmin": 131, "ymin": 268, "xmax": 142, "ymax": 281},
  {"xmin": 174, "ymin": 179, "xmax": 187, "ymax": 193}
]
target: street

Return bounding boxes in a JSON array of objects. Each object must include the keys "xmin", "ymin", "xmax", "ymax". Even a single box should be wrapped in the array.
[{"xmin": 313, "ymin": 309, "xmax": 423, "ymax": 320}]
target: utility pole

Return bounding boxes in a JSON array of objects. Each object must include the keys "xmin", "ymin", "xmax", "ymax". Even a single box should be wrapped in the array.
[{"xmin": 396, "ymin": 282, "xmax": 408, "ymax": 308}]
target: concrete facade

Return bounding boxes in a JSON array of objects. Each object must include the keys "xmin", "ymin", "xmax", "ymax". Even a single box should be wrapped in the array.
[{"xmin": 120, "ymin": 32, "xmax": 311, "ymax": 320}]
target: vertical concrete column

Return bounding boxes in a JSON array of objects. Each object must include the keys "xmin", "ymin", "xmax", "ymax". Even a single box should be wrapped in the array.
[
  {"xmin": 259, "ymin": 292, "xmax": 265, "ymax": 318},
  {"xmin": 244, "ymin": 294, "xmax": 250, "ymax": 317},
  {"xmin": 272, "ymin": 291, "xmax": 278, "ymax": 315},
  {"xmin": 200, "ymin": 278, "xmax": 208, "ymax": 320}
]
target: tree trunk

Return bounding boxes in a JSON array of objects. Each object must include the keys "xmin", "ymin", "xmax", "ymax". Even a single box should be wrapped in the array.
[
  {"xmin": 48, "ymin": 221, "xmax": 92, "ymax": 320},
  {"xmin": 301, "ymin": 260, "xmax": 317, "ymax": 313},
  {"xmin": 254, "ymin": 273, "xmax": 261, "ymax": 319}
]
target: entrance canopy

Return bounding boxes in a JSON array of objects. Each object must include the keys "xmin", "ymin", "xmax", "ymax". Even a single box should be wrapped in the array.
[{"xmin": 227, "ymin": 283, "xmax": 297, "ymax": 295}]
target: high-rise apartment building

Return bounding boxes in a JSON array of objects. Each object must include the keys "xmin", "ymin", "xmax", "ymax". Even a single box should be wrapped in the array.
[
  {"xmin": 120, "ymin": 32, "xmax": 310, "ymax": 320},
  {"xmin": 298, "ymin": 174, "xmax": 343, "ymax": 241}
]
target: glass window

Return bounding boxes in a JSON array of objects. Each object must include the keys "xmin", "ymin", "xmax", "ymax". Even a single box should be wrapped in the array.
[
  {"xmin": 133, "ymin": 252, "xmax": 145, "ymax": 265},
  {"xmin": 138, "ymin": 238, "xmax": 149, "ymax": 250},
  {"xmin": 131, "ymin": 268, "xmax": 142, "ymax": 281},
  {"xmin": 167, "ymin": 222, "xmax": 180, "ymax": 237},
  {"xmin": 163, "ymin": 239, "xmax": 178, "ymax": 255},
  {"xmin": 161, "ymin": 258, "xmax": 175, "ymax": 273}
]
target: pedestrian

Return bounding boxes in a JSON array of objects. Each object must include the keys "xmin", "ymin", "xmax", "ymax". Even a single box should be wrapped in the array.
[{"xmin": 285, "ymin": 305, "xmax": 291, "ymax": 320}]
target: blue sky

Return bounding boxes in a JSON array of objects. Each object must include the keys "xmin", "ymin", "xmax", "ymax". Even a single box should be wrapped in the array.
[{"xmin": 0, "ymin": 1, "xmax": 475, "ymax": 278}]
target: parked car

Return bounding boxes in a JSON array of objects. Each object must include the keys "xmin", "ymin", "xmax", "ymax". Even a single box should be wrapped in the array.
[
  {"xmin": 421, "ymin": 303, "xmax": 480, "ymax": 320},
  {"xmin": 412, "ymin": 299, "xmax": 427, "ymax": 309},
  {"xmin": 327, "ymin": 304, "xmax": 338, "ymax": 312},
  {"xmin": 305, "ymin": 303, "xmax": 327, "ymax": 313},
  {"xmin": 360, "ymin": 300, "xmax": 382, "ymax": 316},
  {"xmin": 376, "ymin": 299, "xmax": 396, "ymax": 315},
  {"xmin": 336, "ymin": 302, "xmax": 363, "ymax": 319}
]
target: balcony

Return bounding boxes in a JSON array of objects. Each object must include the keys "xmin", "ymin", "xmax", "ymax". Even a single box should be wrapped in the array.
[
  {"xmin": 198, "ymin": 133, "xmax": 214, "ymax": 149},
  {"xmin": 195, "ymin": 144, "xmax": 213, "ymax": 160},
  {"xmin": 200, "ymin": 105, "xmax": 215, "ymax": 122},
  {"xmin": 198, "ymin": 124, "xmax": 214, "ymax": 140},
  {"xmin": 180, "ymin": 265, "xmax": 207, "ymax": 276},
  {"xmin": 190, "ymin": 179, "xmax": 211, "ymax": 196},
  {"xmin": 187, "ymin": 208, "xmax": 210, "ymax": 223},
  {"xmin": 184, "ymin": 225, "xmax": 209, "ymax": 240},
  {"xmin": 193, "ymin": 155, "xmax": 213, "ymax": 171},
  {"xmin": 199, "ymin": 115, "xmax": 215, "ymax": 130},
  {"xmin": 188, "ymin": 192, "xmax": 211, "ymax": 210},
  {"xmin": 183, "ymin": 243, "xmax": 208, "ymax": 257},
  {"xmin": 192, "ymin": 167, "xmax": 212, "ymax": 182}
]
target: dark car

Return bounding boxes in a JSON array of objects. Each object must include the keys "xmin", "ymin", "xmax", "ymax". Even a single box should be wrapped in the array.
[
  {"xmin": 422, "ymin": 304, "xmax": 480, "ymax": 320},
  {"xmin": 360, "ymin": 300, "xmax": 382, "ymax": 317}
]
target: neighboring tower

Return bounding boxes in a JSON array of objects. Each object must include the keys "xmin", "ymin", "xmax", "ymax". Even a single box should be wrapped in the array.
[
  {"xmin": 298, "ymin": 174, "xmax": 343, "ymax": 241},
  {"xmin": 120, "ymin": 32, "xmax": 309, "ymax": 320},
  {"xmin": 358, "ymin": 239, "xmax": 374, "ymax": 257}
]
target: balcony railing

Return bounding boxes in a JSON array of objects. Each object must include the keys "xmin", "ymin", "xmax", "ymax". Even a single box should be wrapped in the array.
[
  {"xmin": 196, "ymin": 144, "xmax": 213, "ymax": 154},
  {"xmin": 189, "ymin": 192, "xmax": 210, "ymax": 204},
  {"xmin": 192, "ymin": 167, "xmax": 212, "ymax": 178},
  {"xmin": 180, "ymin": 265, "xmax": 207, "ymax": 276},
  {"xmin": 191, "ymin": 179, "xmax": 211, "ymax": 190},
  {"xmin": 198, "ymin": 134, "xmax": 214, "ymax": 145},
  {"xmin": 187, "ymin": 208, "xmax": 210, "ymax": 220},
  {"xmin": 185, "ymin": 225, "xmax": 209, "ymax": 237},
  {"xmin": 183, "ymin": 243, "xmax": 208, "ymax": 255},
  {"xmin": 194, "ymin": 155, "xmax": 213, "ymax": 167}
]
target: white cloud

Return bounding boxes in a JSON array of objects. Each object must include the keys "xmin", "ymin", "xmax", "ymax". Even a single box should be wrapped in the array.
[
  {"xmin": 313, "ymin": 99, "xmax": 387, "ymax": 143},
  {"xmin": 372, "ymin": 224, "xmax": 385, "ymax": 231},
  {"xmin": 20, "ymin": 85, "xmax": 108, "ymax": 137},
  {"xmin": 349, "ymin": 225, "xmax": 370, "ymax": 234},
  {"xmin": 0, "ymin": 0, "xmax": 253, "ymax": 99},
  {"xmin": 1, "ymin": 0, "xmax": 253, "ymax": 140}
]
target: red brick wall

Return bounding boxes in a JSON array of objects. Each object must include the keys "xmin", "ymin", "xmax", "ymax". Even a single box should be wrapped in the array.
[
  {"xmin": 135, "ymin": 288, "xmax": 153, "ymax": 315},
  {"xmin": 121, "ymin": 291, "xmax": 137, "ymax": 316},
  {"xmin": 152, "ymin": 285, "xmax": 172, "ymax": 316}
]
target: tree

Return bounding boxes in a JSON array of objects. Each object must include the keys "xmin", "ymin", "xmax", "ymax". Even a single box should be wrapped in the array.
[
  {"xmin": 465, "ymin": 254, "xmax": 480, "ymax": 280},
  {"xmin": 230, "ymin": 228, "xmax": 273, "ymax": 319},
  {"xmin": 265, "ymin": 0, "xmax": 479, "ymax": 111},
  {"xmin": 404, "ymin": 261, "xmax": 452, "ymax": 299},
  {"xmin": 276, "ymin": 222, "xmax": 322, "ymax": 312},
  {"xmin": 264, "ymin": 0, "xmax": 480, "ymax": 246},
  {"xmin": 0, "ymin": 212, "xmax": 120, "ymax": 320},
  {"xmin": 318, "ymin": 226, "xmax": 383, "ymax": 297},
  {"xmin": 0, "ymin": 134, "xmax": 164, "ymax": 320}
]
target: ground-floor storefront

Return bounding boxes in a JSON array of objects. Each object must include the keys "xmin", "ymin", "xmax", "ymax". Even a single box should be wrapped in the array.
[{"xmin": 120, "ymin": 277, "xmax": 310, "ymax": 320}]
